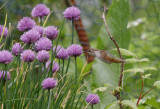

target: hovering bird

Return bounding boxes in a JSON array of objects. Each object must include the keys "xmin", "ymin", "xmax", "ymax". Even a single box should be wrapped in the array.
[{"xmin": 85, "ymin": 48, "xmax": 125, "ymax": 64}]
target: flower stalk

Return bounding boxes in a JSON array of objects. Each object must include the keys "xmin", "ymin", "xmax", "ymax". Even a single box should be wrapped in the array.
[
  {"xmin": 75, "ymin": 56, "xmax": 77, "ymax": 85},
  {"xmin": 102, "ymin": 4, "xmax": 124, "ymax": 109},
  {"xmin": 47, "ymin": 89, "xmax": 52, "ymax": 109},
  {"xmin": 137, "ymin": 72, "xmax": 144, "ymax": 106},
  {"xmin": 71, "ymin": 19, "xmax": 74, "ymax": 44}
]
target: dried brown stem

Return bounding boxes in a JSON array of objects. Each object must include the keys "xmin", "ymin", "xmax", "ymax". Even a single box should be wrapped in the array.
[
  {"xmin": 101, "ymin": 4, "xmax": 122, "ymax": 59},
  {"xmin": 102, "ymin": 4, "xmax": 124, "ymax": 109},
  {"xmin": 136, "ymin": 72, "xmax": 144, "ymax": 106}
]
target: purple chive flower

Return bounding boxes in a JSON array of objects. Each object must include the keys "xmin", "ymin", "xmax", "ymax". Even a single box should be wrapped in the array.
[
  {"xmin": 53, "ymin": 46, "xmax": 69, "ymax": 59},
  {"xmin": 42, "ymin": 77, "xmax": 57, "ymax": 90},
  {"xmin": 47, "ymin": 61, "xmax": 59, "ymax": 73},
  {"xmin": 17, "ymin": 17, "xmax": 36, "ymax": 31},
  {"xmin": 53, "ymin": 45, "xmax": 61, "ymax": 53},
  {"xmin": 0, "ymin": 50, "xmax": 13, "ymax": 64},
  {"xmin": 42, "ymin": 61, "xmax": 59, "ymax": 73},
  {"xmin": 85, "ymin": 94, "xmax": 100, "ymax": 105},
  {"xmin": 35, "ymin": 37, "xmax": 52, "ymax": 52},
  {"xmin": 32, "ymin": 26, "xmax": 44, "ymax": 36},
  {"xmin": 0, "ymin": 25, "xmax": 8, "ymax": 37},
  {"xmin": 44, "ymin": 26, "xmax": 59, "ymax": 40},
  {"xmin": 0, "ymin": 71, "xmax": 11, "ymax": 80},
  {"xmin": 31, "ymin": 4, "xmax": 50, "ymax": 18},
  {"xmin": 12, "ymin": 43, "xmax": 23, "ymax": 56},
  {"xmin": 36, "ymin": 50, "xmax": 50, "ymax": 63},
  {"xmin": 20, "ymin": 29, "xmax": 40, "ymax": 44},
  {"xmin": 57, "ymin": 48, "xmax": 69, "ymax": 59},
  {"xmin": 63, "ymin": 6, "xmax": 81, "ymax": 20},
  {"xmin": 67, "ymin": 44, "xmax": 83, "ymax": 57},
  {"xmin": 21, "ymin": 50, "xmax": 36, "ymax": 62}
]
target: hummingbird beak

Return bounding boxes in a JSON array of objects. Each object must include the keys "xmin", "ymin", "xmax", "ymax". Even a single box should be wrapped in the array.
[{"xmin": 83, "ymin": 51, "xmax": 87, "ymax": 53}]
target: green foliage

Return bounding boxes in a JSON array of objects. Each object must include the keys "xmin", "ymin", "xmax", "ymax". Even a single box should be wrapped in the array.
[
  {"xmin": 140, "ymin": 96, "xmax": 160, "ymax": 109},
  {"xmin": 92, "ymin": 87, "xmax": 107, "ymax": 93},
  {"xmin": 143, "ymin": 74, "xmax": 151, "ymax": 79},
  {"xmin": 105, "ymin": 101, "xmax": 120, "ymax": 109},
  {"xmin": 91, "ymin": 0, "xmax": 131, "ymax": 108},
  {"xmin": 153, "ymin": 81, "xmax": 160, "ymax": 89},
  {"xmin": 112, "ymin": 48, "xmax": 136, "ymax": 58},
  {"xmin": 123, "ymin": 67, "xmax": 157, "ymax": 74},
  {"xmin": 125, "ymin": 58, "xmax": 149, "ymax": 63},
  {"xmin": 123, "ymin": 68, "xmax": 144, "ymax": 74},
  {"xmin": 121, "ymin": 100, "xmax": 137, "ymax": 109}
]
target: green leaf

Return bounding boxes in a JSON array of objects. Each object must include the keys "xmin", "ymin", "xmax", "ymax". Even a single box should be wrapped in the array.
[
  {"xmin": 143, "ymin": 74, "xmax": 151, "ymax": 79},
  {"xmin": 105, "ymin": 101, "xmax": 120, "ymax": 109},
  {"xmin": 138, "ymin": 106, "xmax": 151, "ymax": 109},
  {"xmin": 125, "ymin": 58, "xmax": 149, "ymax": 64},
  {"xmin": 123, "ymin": 68, "xmax": 144, "ymax": 74},
  {"xmin": 139, "ymin": 58, "xmax": 149, "ymax": 63},
  {"xmin": 142, "ymin": 67, "xmax": 157, "ymax": 71},
  {"xmin": 153, "ymin": 81, "xmax": 160, "ymax": 89},
  {"xmin": 114, "ymin": 86, "xmax": 122, "ymax": 92},
  {"xmin": 104, "ymin": 83, "xmax": 112, "ymax": 87},
  {"xmin": 92, "ymin": 87, "xmax": 107, "ymax": 93},
  {"xmin": 123, "ymin": 67, "xmax": 157, "ymax": 74},
  {"xmin": 125, "ymin": 58, "xmax": 139, "ymax": 63},
  {"xmin": 91, "ymin": 0, "xmax": 131, "ymax": 108},
  {"xmin": 144, "ymin": 96, "xmax": 160, "ymax": 108},
  {"xmin": 121, "ymin": 100, "xmax": 137, "ymax": 109},
  {"xmin": 112, "ymin": 48, "xmax": 136, "ymax": 57}
]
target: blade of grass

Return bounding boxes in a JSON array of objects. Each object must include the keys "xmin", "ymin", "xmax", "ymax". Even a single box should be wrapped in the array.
[
  {"xmin": 0, "ymin": 0, "xmax": 8, "ymax": 10},
  {"xmin": 0, "ymin": 14, "xmax": 7, "ymax": 44},
  {"xmin": 43, "ymin": 11, "xmax": 53, "ymax": 27}
]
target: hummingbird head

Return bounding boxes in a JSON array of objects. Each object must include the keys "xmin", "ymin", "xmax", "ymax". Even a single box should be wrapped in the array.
[{"xmin": 85, "ymin": 48, "xmax": 100, "ymax": 57}]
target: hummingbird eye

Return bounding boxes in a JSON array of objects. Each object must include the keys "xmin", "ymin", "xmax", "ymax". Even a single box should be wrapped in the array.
[{"xmin": 88, "ymin": 49, "xmax": 92, "ymax": 52}]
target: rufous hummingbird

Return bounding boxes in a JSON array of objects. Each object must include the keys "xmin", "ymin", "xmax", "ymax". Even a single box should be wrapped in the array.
[{"xmin": 85, "ymin": 48, "xmax": 125, "ymax": 64}]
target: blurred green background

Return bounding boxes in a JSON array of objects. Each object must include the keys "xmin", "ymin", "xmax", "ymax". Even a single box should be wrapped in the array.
[{"xmin": 0, "ymin": 0, "xmax": 160, "ymax": 104}]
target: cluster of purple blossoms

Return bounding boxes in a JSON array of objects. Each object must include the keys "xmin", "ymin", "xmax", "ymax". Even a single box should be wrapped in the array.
[
  {"xmin": 36, "ymin": 50, "xmax": 50, "ymax": 63},
  {"xmin": 85, "ymin": 94, "xmax": 100, "ymax": 105},
  {"xmin": 53, "ymin": 45, "xmax": 61, "ymax": 54},
  {"xmin": 0, "ymin": 50, "xmax": 13, "ymax": 64},
  {"xmin": 32, "ymin": 26, "xmax": 44, "ymax": 36},
  {"xmin": 42, "ymin": 77, "xmax": 57, "ymax": 90},
  {"xmin": 53, "ymin": 46, "xmax": 69, "ymax": 59},
  {"xmin": 63, "ymin": 6, "xmax": 81, "ymax": 20},
  {"xmin": 31, "ymin": 4, "xmax": 50, "ymax": 18},
  {"xmin": 0, "ymin": 71, "xmax": 11, "ymax": 80},
  {"xmin": 42, "ymin": 61, "xmax": 59, "ymax": 73},
  {"xmin": 0, "ymin": 25, "xmax": 8, "ymax": 37},
  {"xmin": 21, "ymin": 50, "xmax": 36, "ymax": 62},
  {"xmin": 35, "ymin": 37, "xmax": 52, "ymax": 52},
  {"xmin": 45, "ymin": 26, "xmax": 59, "ymax": 40},
  {"xmin": 20, "ymin": 29, "xmax": 40, "ymax": 44},
  {"xmin": 67, "ymin": 44, "xmax": 83, "ymax": 57},
  {"xmin": 12, "ymin": 43, "xmax": 23, "ymax": 56},
  {"xmin": 51, "ymin": 62, "xmax": 60, "ymax": 73},
  {"xmin": 17, "ymin": 17, "xmax": 36, "ymax": 31}
]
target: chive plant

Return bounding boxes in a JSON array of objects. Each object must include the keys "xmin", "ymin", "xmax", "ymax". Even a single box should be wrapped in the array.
[{"xmin": 0, "ymin": 3, "xmax": 97, "ymax": 109}]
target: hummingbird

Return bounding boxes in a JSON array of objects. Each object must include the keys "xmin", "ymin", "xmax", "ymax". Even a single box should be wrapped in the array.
[{"xmin": 85, "ymin": 48, "xmax": 125, "ymax": 64}]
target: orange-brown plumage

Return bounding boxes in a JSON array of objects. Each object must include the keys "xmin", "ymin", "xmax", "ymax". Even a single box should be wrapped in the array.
[{"xmin": 86, "ymin": 48, "xmax": 125, "ymax": 64}]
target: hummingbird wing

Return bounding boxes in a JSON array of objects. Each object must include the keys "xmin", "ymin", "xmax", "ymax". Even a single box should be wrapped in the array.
[
  {"xmin": 104, "ymin": 51, "xmax": 125, "ymax": 63},
  {"xmin": 98, "ymin": 55, "xmax": 112, "ymax": 64},
  {"xmin": 93, "ymin": 50, "xmax": 112, "ymax": 64}
]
